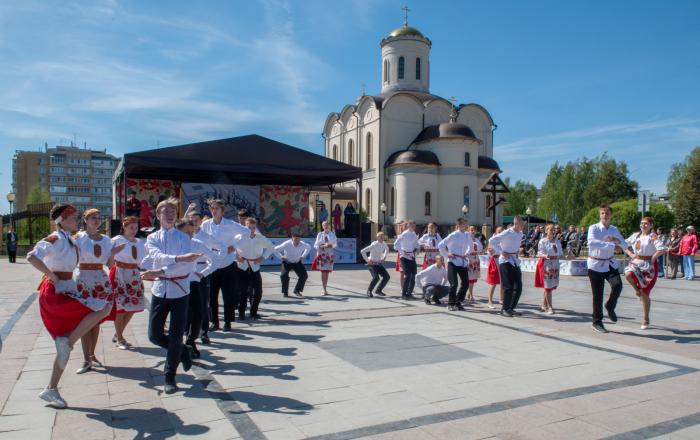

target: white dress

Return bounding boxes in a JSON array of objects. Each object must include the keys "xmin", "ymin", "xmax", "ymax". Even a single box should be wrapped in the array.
[
  {"xmin": 624, "ymin": 233, "xmax": 665, "ymax": 294},
  {"xmin": 536, "ymin": 238, "xmax": 563, "ymax": 290},
  {"xmin": 313, "ymin": 231, "xmax": 337, "ymax": 271},
  {"xmin": 468, "ymin": 239, "xmax": 483, "ymax": 282},
  {"xmin": 111, "ymin": 235, "xmax": 147, "ymax": 312},
  {"xmin": 73, "ymin": 231, "xmax": 113, "ymax": 311}
]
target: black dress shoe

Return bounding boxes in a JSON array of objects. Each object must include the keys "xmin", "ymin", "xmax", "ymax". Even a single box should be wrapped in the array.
[
  {"xmin": 283, "ymin": 293, "xmax": 289, "ymax": 297},
  {"xmin": 374, "ymin": 291, "xmax": 386, "ymax": 297},
  {"xmin": 367, "ymin": 290, "xmax": 374, "ymax": 298},
  {"xmin": 181, "ymin": 346, "xmax": 193, "ymax": 372},
  {"xmin": 164, "ymin": 383, "xmax": 178, "ymax": 394},
  {"xmin": 606, "ymin": 306, "xmax": 618, "ymax": 323},
  {"xmin": 209, "ymin": 324, "xmax": 220, "ymax": 332},
  {"xmin": 404, "ymin": 294, "xmax": 416, "ymax": 301},
  {"xmin": 433, "ymin": 298, "xmax": 442, "ymax": 305},
  {"xmin": 293, "ymin": 291, "xmax": 303, "ymax": 297},
  {"xmin": 223, "ymin": 323, "xmax": 232, "ymax": 331},
  {"xmin": 500, "ymin": 309, "xmax": 514, "ymax": 317},
  {"xmin": 456, "ymin": 303, "xmax": 465, "ymax": 311},
  {"xmin": 424, "ymin": 297, "xmax": 431, "ymax": 305},
  {"xmin": 592, "ymin": 322, "xmax": 609, "ymax": 333},
  {"xmin": 239, "ymin": 312, "xmax": 247, "ymax": 321},
  {"xmin": 447, "ymin": 305, "xmax": 458, "ymax": 311},
  {"xmin": 200, "ymin": 335, "xmax": 210, "ymax": 344},
  {"xmin": 511, "ymin": 311, "xmax": 522, "ymax": 316},
  {"xmin": 186, "ymin": 342, "xmax": 200, "ymax": 359},
  {"xmin": 252, "ymin": 313, "xmax": 263, "ymax": 319}
]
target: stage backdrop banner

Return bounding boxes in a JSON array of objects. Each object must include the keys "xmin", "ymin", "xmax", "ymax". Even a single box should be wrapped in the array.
[
  {"xmin": 259, "ymin": 185, "xmax": 310, "ymax": 238},
  {"xmin": 119, "ymin": 179, "xmax": 180, "ymax": 228},
  {"xmin": 261, "ymin": 238, "xmax": 357, "ymax": 266},
  {"xmin": 181, "ymin": 183, "xmax": 260, "ymax": 220}
]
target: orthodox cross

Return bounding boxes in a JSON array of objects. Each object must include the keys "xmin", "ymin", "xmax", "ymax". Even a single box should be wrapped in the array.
[{"xmin": 402, "ymin": 5, "xmax": 410, "ymax": 26}]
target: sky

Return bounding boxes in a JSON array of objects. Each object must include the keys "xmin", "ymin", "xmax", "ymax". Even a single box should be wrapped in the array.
[{"xmin": 1, "ymin": 0, "xmax": 699, "ymax": 213}]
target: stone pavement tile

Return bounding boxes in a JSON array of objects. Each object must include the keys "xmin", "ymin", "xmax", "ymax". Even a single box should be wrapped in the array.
[
  {"xmin": 174, "ymin": 418, "xmax": 239, "ymax": 439},
  {"xmin": 503, "ymin": 402, "xmax": 575, "ymax": 427},
  {"xmin": 113, "ymin": 428, "xmax": 175, "ymax": 440},
  {"xmin": 540, "ymin": 417, "xmax": 615, "ymax": 439},
  {"xmin": 52, "ymin": 409, "xmax": 113, "ymax": 440},
  {"xmin": 541, "ymin": 391, "xmax": 639, "ymax": 416},
  {"xmin": 365, "ymin": 426, "xmax": 437, "ymax": 439},
  {"xmin": 422, "ymin": 411, "xmax": 534, "ymax": 440},
  {"xmin": 172, "ymin": 405, "xmax": 226, "ymax": 425},
  {"xmin": 0, "ymin": 427, "xmax": 53, "ymax": 440},
  {"xmin": 652, "ymin": 424, "xmax": 700, "ymax": 439},
  {"xmin": 432, "ymin": 396, "xmax": 487, "ymax": 412},
  {"xmin": 263, "ymin": 425, "xmax": 307, "ymax": 440},
  {"xmin": 578, "ymin": 399, "xmax": 688, "ymax": 433},
  {"xmin": 297, "ymin": 418, "xmax": 362, "ymax": 437},
  {"xmin": 491, "ymin": 426, "xmax": 562, "ymax": 440},
  {"xmin": 0, "ymin": 412, "xmax": 55, "ymax": 431}
]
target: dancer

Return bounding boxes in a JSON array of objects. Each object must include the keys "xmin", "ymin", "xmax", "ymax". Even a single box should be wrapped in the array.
[
  {"xmin": 624, "ymin": 217, "xmax": 666, "ymax": 330},
  {"xmin": 395, "ymin": 221, "xmax": 405, "ymax": 288},
  {"xmin": 200, "ymin": 199, "xmax": 245, "ymax": 331},
  {"xmin": 27, "ymin": 204, "xmax": 115, "ymax": 408},
  {"xmin": 438, "ymin": 218, "xmax": 474, "ymax": 311},
  {"xmin": 415, "ymin": 255, "xmax": 449, "ymax": 305},
  {"xmin": 489, "ymin": 216, "xmax": 525, "ymax": 317},
  {"xmin": 360, "ymin": 232, "xmax": 390, "ymax": 297},
  {"xmin": 144, "ymin": 198, "xmax": 202, "ymax": 394},
  {"xmin": 419, "ymin": 222, "xmax": 442, "ymax": 269},
  {"xmin": 275, "ymin": 232, "xmax": 310, "ymax": 297},
  {"xmin": 587, "ymin": 205, "xmax": 634, "ymax": 333},
  {"xmin": 110, "ymin": 216, "xmax": 147, "ymax": 350},
  {"xmin": 466, "ymin": 225, "xmax": 483, "ymax": 303},
  {"xmin": 332, "ymin": 203, "xmax": 342, "ymax": 231},
  {"xmin": 73, "ymin": 208, "xmax": 124, "ymax": 374},
  {"xmin": 394, "ymin": 220, "xmax": 420, "ymax": 300},
  {"xmin": 234, "ymin": 217, "xmax": 274, "ymax": 319},
  {"xmin": 485, "ymin": 226, "xmax": 504, "ymax": 309},
  {"xmin": 312, "ymin": 220, "xmax": 337, "ymax": 295},
  {"xmin": 534, "ymin": 224, "xmax": 564, "ymax": 315}
]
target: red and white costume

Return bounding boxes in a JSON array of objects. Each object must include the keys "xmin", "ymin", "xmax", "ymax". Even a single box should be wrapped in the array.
[
  {"xmin": 73, "ymin": 231, "xmax": 113, "ymax": 311},
  {"xmin": 312, "ymin": 231, "xmax": 337, "ymax": 272},
  {"xmin": 419, "ymin": 233, "xmax": 442, "ymax": 269},
  {"xmin": 535, "ymin": 238, "xmax": 563, "ymax": 290},
  {"xmin": 468, "ymin": 239, "xmax": 483, "ymax": 283},
  {"xmin": 28, "ymin": 230, "xmax": 89, "ymax": 339},
  {"xmin": 625, "ymin": 232, "xmax": 665, "ymax": 295},
  {"xmin": 486, "ymin": 236, "xmax": 501, "ymax": 286},
  {"xmin": 110, "ymin": 235, "xmax": 147, "ymax": 313}
]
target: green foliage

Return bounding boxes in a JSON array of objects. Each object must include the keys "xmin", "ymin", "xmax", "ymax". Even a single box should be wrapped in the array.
[
  {"xmin": 26, "ymin": 186, "xmax": 51, "ymax": 205},
  {"xmin": 579, "ymin": 199, "xmax": 675, "ymax": 237},
  {"xmin": 670, "ymin": 147, "xmax": 700, "ymax": 228},
  {"xmin": 502, "ymin": 178, "xmax": 538, "ymax": 216},
  {"xmin": 666, "ymin": 161, "xmax": 685, "ymax": 206}
]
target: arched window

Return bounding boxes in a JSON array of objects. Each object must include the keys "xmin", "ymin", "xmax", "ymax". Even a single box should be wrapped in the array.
[
  {"xmin": 383, "ymin": 60, "xmax": 389, "ymax": 83},
  {"xmin": 464, "ymin": 152, "xmax": 471, "ymax": 167},
  {"xmin": 390, "ymin": 186, "xmax": 395, "ymax": 216},
  {"xmin": 348, "ymin": 139, "xmax": 354, "ymax": 165},
  {"xmin": 486, "ymin": 195, "xmax": 492, "ymax": 218},
  {"xmin": 365, "ymin": 188, "xmax": 372, "ymax": 214},
  {"xmin": 398, "ymin": 57, "xmax": 405, "ymax": 79},
  {"xmin": 365, "ymin": 133, "xmax": 373, "ymax": 170},
  {"xmin": 332, "ymin": 144, "xmax": 337, "ymax": 160},
  {"xmin": 424, "ymin": 192, "xmax": 431, "ymax": 216},
  {"xmin": 416, "ymin": 57, "xmax": 421, "ymax": 79},
  {"xmin": 463, "ymin": 186, "xmax": 470, "ymax": 207}
]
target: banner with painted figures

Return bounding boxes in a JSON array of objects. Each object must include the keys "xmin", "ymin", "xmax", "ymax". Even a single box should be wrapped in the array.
[
  {"xmin": 259, "ymin": 185, "xmax": 310, "ymax": 237},
  {"xmin": 181, "ymin": 183, "xmax": 260, "ymax": 220},
  {"xmin": 118, "ymin": 179, "xmax": 181, "ymax": 228}
]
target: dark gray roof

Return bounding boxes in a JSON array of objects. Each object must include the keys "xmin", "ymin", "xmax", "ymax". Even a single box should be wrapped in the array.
[
  {"xmin": 385, "ymin": 150, "xmax": 441, "ymax": 167},
  {"xmin": 413, "ymin": 123, "xmax": 477, "ymax": 144},
  {"xmin": 478, "ymin": 155, "xmax": 501, "ymax": 171}
]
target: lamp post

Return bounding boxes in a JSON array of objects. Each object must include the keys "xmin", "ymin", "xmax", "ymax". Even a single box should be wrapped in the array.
[
  {"xmin": 314, "ymin": 193, "xmax": 320, "ymax": 232},
  {"xmin": 6, "ymin": 192, "xmax": 15, "ymax": 229},
  {"xmin": 525, "ymin": 206, "xmax": 532, "ymax": 236},
  {"xmin": 461, "ymin": 204, "xmax": 469, "ymax": 220},
  {"xmin": 380, "ymin": 202, "xmax": 387, "ymax": 235}
]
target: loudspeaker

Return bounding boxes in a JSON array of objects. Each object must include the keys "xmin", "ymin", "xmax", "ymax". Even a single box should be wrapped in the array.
[
  {"xmin": 109, "ymin": 219, "xmax": 121, "ymax": 237},
  {"xmin": 344, "ymin": 213, "xmax": 360, "ymax": 238}
]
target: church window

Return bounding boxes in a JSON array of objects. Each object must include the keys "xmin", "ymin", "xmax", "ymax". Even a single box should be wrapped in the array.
[
  {"xmin": 365, "ymin": 188, "xmax": 372, "ymax": 215},
  {"xmin": 390, "ymin": 186, "xmax": 395, "ymax": 216},
  {"xmin": 348, "ymin": 139, "xmax": 354, "ymax": 165},
  {"xmin": 365, "ymin": 133, "xmax": 373, "ymax": 169},
  {"xmin": 332, "ymin": 144, "xmax": 337, "ymax": 160},
  {"xmin": 464, "ymin": 152, "xmax": 471, "ymax": 167},
  {"xmin": 463, "ymin": 186, "xmax": 470, "ymax": 207},
  {"xmin": 398, "ymin": 57, "xmax": 405, "ymax": 79},
  {"xmin": 383, "ymin": 60, "xmax": 389, "ymax": 83},
  {"xmin": 424, "ymin": 192, "xmax": 431, "ymax": 216},
  {"xmin": 416, "ymin": 57, "xmax": 421, "ymax": 79},
  {"xmin": 486, "ymin": 195, "xmax": 492, "ymax": 218}
]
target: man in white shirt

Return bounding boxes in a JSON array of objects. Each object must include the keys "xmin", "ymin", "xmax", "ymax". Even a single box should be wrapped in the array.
[
  {"xmin": 587, "ymin": 205, "xmax": 631, "ymax": 333},
  {"xmin": 200, "ymin": 199, "xmax": 247, "ymax": 331},
  {"xmin": 143, "ymin": 198, "xmax": 202, "ymax": 394},
  {"xmin": 275, "ymin": 232, "xmax": 310, "ymax": 297},
  {"xmin": 489, "ymin": 216, "xmax": 525, "ymax": 317},
  {"xmin": 438, "ymin": 218, "xmax": 474, "ymax": 311},
  {"xmin": 234, "ymin": 218, "xmax": 274, "ymax": 320},
  {"xmin": 394, "ymin": 220, "xmax": 420, "ymax": 300},
  {"xmin": 415, "ymin": 255, "xmax": 449, "ymax": 305},
  {"xmin": 360, "ymin": 232, "xmax": 390, "ymax": 298}
]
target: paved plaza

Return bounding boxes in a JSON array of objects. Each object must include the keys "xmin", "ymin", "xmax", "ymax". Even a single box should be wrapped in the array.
[{"xmin": 1, "ymin": 257, "xmax": 699, "ymax": 439}]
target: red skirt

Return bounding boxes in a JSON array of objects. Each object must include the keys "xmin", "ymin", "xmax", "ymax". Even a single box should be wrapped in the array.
[
  {"xmin": 102, "ymin": 265, "xmax": 124, "ymax": 322},
  {"xmin": 38, "ymin": 278, "xmax": 92, "ymax": 339},
  {"xmin": 627, "ymin": 260, "xmax": 658, "ymax": 295},
  {"xmin": 395, "ymin": 254, "xmax": 403, "ymax": 272},
  {"xmin": 486, "ymin": 257, "xmax": 500, "ymax": 285},
  {"xmin": 534, "ymin": 258, "xmax": 545, "ymax": 288}
]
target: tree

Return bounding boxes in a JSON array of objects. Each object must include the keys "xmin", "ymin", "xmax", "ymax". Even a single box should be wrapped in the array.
[
  {"xmin": 502, "ymin": 178, "xmax": 538, "ymax": 216},
  {"xmin": 583, "ymin": 157, "xmax": 637, "ymax": 207},
  {"xmin": 579, "ymin": 199, "xmax": 675, "ymax": 237},
  {"xmin": 666, "ymin": 161, "xmax": 685, "ymax": 205},
  {"xmin": 26, "ymin": 186, "xmax": 51, "ymax": 205},
  {"xmin": 670, "ymin": 147, "xmax": 700, "ymax": 228}
]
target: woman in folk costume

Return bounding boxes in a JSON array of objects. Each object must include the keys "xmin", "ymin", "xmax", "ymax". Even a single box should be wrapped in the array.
[
  {"xmin": 466, "ymin": 225, "xmax": 483, "ymax": 303},
  {"xmin": 624, "ymin": 216, "xmax": 666, "ymax": 330},
  {"xmin": 485, "ymin": 226, "xmax": 504, "ymax": 309},
  {"xmin": 73, "ymin": 208, "xmax": 125, "ymax": 374},
  {"xmin": 26, "ymin": 204, "xmax": 116, "ymax": 408},
  {"xmin": 419, "ymin": 223, "xmax": 442, "ymax": 269},
  {"xmin": 534, "ymin": 224, "xmax": 564, "ymax": 315},
  {"xmin": 109, "ymin": 216, "xmax": 147, "ymax": 350},
  {"xmin": 312, "ymin": 220, "xmax": 337, "ymax": 295}
]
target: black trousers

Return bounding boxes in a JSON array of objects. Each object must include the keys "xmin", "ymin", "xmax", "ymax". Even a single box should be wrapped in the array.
[
  {"xmin": 280, "ymin": 261, "xmax": 308, "ymax": 294},
  {"xmin": 499, "ymin": 262, "xmax": 523, "ymax": 312},
  {"xmin": 148, "ymin": 295, "xmax": 188, "ymax": 380},
  {"xmin": 7, "ymin": 247, "xmax": 16, "ymax": 263},
  {"xmin": 587, "ymin": 267, "xmax": 622, "ymax": 324},
  {"xmin": 199, "ymin": 275, "xmax": 211, "ymax": 336},
  {"xmin": 209, "ymin": 262, "xmax": 238, "ymax": 325},
  {"xmin": 238, "ymin": 268, "xmax": 263, "ymax": 316},
  {"xmin": 423, "ymin": 285, "xmax": 449, "ymax": 301},
  {"xmin": 367, "ymin": 264, "xmax": 390, "ymax": 293},
  {"xmin": 186, "ymin": 278, "xmax": 210, "ymax": 343},
  {"xmin": 447, "ymin": 263, "xmax": 469, "ymax": 306},
  {"xmin": 400, "ymin": 257, "xmax": 417, "ymax": 295}
]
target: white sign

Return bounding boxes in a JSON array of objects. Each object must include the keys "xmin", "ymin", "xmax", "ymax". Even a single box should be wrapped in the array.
[{"xmin": 637, "ymin": 190, "xmax": 651, "ymax": 214}]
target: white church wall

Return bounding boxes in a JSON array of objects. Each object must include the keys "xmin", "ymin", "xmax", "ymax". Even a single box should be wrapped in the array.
[
  {"xmin": 379, "ymin": 95, "xmax": 424, "ymax": 165},
  {"xmin": 381, "ymin": 39, "xmax": 430, "ymax": 93},
  {"xmin": 423, "ymin": 101, "xmax": 452, "ymax": 126},
  {"xmin": 389, "ymin": 167, "xmax": 438, "ymax": 223},
  {"xmin": 458, "ymin": 105, "xmax": 493, "ymax": 156}
]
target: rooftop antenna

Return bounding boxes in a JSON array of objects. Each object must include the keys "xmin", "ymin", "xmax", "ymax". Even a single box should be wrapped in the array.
[
  {"xmin": 402, "ymin": 5, "xmax": 410, "ymax": 26},
  {"xmin": 360, "ymin": 83, "xmax": 366, "ymax": 96},
  {"xmin": 448, "ymin": 96, "xmax": 458, "ymax": 122}
]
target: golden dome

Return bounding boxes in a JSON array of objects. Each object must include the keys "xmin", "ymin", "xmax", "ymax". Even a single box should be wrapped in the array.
[{"xmin": 388, "ymin": 25, "xmax": 425, "ymax": 38}]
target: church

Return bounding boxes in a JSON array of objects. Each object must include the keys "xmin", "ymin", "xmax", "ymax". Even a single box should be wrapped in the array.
[{"xmin": 323, "ymin": 20, "xmax": 504, "ymax": 234}]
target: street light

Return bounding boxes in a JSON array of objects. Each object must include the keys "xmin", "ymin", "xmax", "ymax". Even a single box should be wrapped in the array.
[
  {"xmin": 6, "ymin": 192, "xmax": 15, "ymax": 229},
  {"xmin": 525, "ymin": 206, "xmax": 532, "ymax": 235},
  {"xmin": 461, "ymin": 204, "xmax": 469, "ymax": 219},
  {"xmin": 314, "ymin": 193, "xmax": 320, "ymax": 231},
  {"xmin": 380, "ymin": 202, "xmax": 387, "ymax": 235}
]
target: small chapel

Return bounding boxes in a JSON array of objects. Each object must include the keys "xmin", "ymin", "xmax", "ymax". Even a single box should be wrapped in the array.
[{"xmin": 323, "ymin": 17, "xmax": 504, "ymax": 233}]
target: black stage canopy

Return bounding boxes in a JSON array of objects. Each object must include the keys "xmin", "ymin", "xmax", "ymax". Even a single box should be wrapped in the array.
[{"xmin": 116, "ymin": 134, "xmax": 361, "ymax": 187}]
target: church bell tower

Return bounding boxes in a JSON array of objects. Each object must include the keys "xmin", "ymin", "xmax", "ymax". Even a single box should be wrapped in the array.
[{"xmin": 380, "ymin": 8, "xmax": 431, "ymax": 94}]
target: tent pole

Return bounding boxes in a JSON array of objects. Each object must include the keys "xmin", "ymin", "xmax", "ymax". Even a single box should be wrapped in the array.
[
  {"xmin": 122, "ymin": 166, "xmax": 128, "ymax": 220},
  {"xmin": 357, "ymin": 178, "xmax": 363, "ymax": 262}
]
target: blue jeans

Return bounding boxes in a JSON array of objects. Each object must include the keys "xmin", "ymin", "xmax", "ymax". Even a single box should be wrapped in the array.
[
  {"xmin": 683, "ymin": 256, "xmax": 695, "ymax": 279},
  {"xmin": 657, "ymin": 255, "xmax": 665, "ymax": 277}
]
